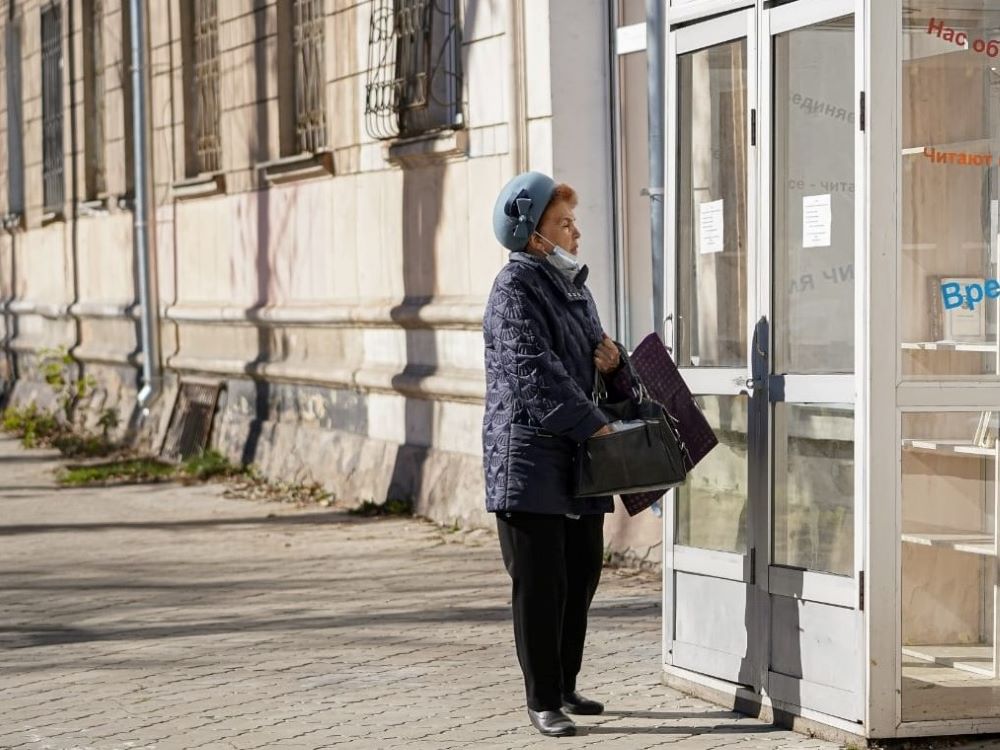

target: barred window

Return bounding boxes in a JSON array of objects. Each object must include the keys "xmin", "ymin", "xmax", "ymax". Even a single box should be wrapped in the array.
[
  {"xmin": 5, "ymin": 16, "xmax": 25, "ymax": 218},
  {"xmin": 120, "ymin": 0, "xmax": 134, "ymax": 197},
  {"xmin": 181, "ymin": 0, "xmax": 221, "ymax": 175},
  {"xmin": 83, "ymin": 0, "xmax": 106, "ymax": 199},
  {"xmin": 364, "ymin": 0, "xmax": 463, "ymax": 141},
  {"xmin": 41, "ymin": 3, "xmax": 64, "ymax": 215},
  {"xmin": 277, "ymin": 0, "xmax": 327, "ymax": 155}
]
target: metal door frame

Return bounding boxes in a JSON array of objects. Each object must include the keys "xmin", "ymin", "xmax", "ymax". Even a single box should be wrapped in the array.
[
  {"xmin": 664, "ymin": 0, "xmax": 868, "ymax": 726},
  {"xmin": 664, "ymin": 6, "xmax": 761, "ymax": 686},
  {"xmin": 758, "ymin": 0, "xmax": 865, "ymax": 721}
]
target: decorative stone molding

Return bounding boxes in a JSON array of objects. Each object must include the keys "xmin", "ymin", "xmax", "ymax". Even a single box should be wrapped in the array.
[
  {"xmin": 257, "ymin": 151, "xmax": 335, "ymax": 186},
  {"xmin": 7, "ymin": 300, "xmax": 71, "ymax": 318},
  {"xmin": 167, "ymin": 354, "xmax": 486, "ymax": 404},
  {"xmin": 68, "ymin": 301, "xmax": 140, "ymax": 319},
  {"xmin": 1, "ymin": 212, "xmax": 25, "ymax": 231},
  {"xmin": 77, "ymin": 197, "xmax": 111, "ymax": 217},
  {"xmin": 385, "ymin": 129, "xmax": 469, "ymax": 169},
  {"xmin": 171, "ymin": 172, "xmax": 226, "ymax": 200},
  {"xmin": 165, "ymin": 298, "xmax": 484, "ymax": 330}
]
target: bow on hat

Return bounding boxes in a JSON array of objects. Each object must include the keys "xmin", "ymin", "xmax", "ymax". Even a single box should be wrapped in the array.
[{"xmin": 504, "ymin": 189, "xmax": 534, "ymax": 241}]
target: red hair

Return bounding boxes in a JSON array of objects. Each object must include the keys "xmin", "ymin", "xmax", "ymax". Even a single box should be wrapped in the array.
[{"xmin": 540, "ymin": 183, "xmax": 578, "ymax": 224}]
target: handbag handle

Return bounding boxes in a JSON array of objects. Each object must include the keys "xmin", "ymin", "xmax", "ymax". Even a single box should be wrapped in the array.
[{"xmin": 592, "ymin": 340, "xmax": 650, "ymax": 405}]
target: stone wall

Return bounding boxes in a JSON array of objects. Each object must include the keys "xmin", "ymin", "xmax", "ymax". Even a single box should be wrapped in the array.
[{"xmin": 0, "ymin": 0, "xmax": 664, "ymax": 567}]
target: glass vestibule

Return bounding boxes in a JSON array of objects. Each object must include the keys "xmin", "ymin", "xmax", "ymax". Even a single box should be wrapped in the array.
[
  {"xmin": 899, "ymin": 0, "xmax": 1000, "ymax": 724},
  {"xmin": 665, "ymin": 0, "xmax": 864, "ymax": 725},
  {"xmin": 661, "ymin": 0, "xmax": 1000, "ymax": 738}
]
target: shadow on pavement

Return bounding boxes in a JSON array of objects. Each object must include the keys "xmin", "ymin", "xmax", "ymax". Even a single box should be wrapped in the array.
[
  {"xmin": 0, "ymin": 510, "xmax": 375, "ymax": 535},
  {"xmin": 583, "ymin": 724, "xmax": 785, "ymax": 735},
  {"xmin": 601, "ymin": 709, "xmax": 741, "ymax": 720}
]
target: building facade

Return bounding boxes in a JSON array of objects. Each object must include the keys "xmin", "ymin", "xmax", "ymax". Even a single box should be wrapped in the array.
[{"xmin": 0, "ymin": 1, "xmax": 662, "ymax": 563}]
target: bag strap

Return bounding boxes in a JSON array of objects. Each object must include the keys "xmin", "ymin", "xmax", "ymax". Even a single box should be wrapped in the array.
[{"xmin": 592, "ymin": 340, "xmax": 651, "ymax": 405}]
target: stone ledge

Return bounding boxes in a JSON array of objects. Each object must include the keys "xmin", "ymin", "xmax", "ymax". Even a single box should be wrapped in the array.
[
  {"xmin": 257, "ymin": 151, "xmax": 335, "ymax": 185},
  {"xmin": 1, "ymin": 211, "xmax": 25, "ymax": 231},
  {"xmin": 167, "ymin": 354, "xmax": 485, "ymax": 404},
  {"xmin": 69, "ymin": 301, "xmax": 140, "ymax": 319},
  {"xmin": 77, "ymin": 197, "xmax": 111, "ymax": 217},
  {"xmin": 172, "ymin": 172, "xmax": 226, "ymax": 200},
  {"xmin": 165, "ymin": 298, "xmax": 484, "ymax": 330},
  {"xmin": 7, "ymin": 300, "xmax": 71, "ymax": 318},
  {"xmin": 385, "ymin": 129, "xmax": 469, "ymax": 168},
  {"xmin": 4, "ymin": 297, "xmax": 486, "ymax": 329}
]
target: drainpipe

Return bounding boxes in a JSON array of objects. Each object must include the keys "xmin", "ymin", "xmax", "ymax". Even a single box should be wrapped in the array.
[
  {"xmin": 129, "ymin": 0, "xmax": 161, "ymax": 411},
  {"xmin": 506, "ymin": 0, "xmax": 528, "ymax": 175},
  {"xmin": 646, "ymin": 0, "xmax": 665, "ymax": 339},
  {"xmin": 67, "ymin": 0, "xmax": 83, "ymax": 387}
]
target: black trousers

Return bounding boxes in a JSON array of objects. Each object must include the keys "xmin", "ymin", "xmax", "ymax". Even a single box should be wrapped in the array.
[{"xmin": 496, "ymin": 512, "xmax": 605, "ymax": 711}]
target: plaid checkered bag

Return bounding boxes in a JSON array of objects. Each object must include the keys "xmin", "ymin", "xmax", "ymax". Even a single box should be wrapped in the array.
[{"xmin": 610, "ymin": 332, "xmax": 718, "ymax": 516}]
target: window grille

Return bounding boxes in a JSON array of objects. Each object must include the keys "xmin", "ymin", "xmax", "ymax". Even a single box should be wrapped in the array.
[
  {"xmin": 293, "ymin": 0, "xmax": 326, "ymax": 152},
  {"xmin": 120, "ymin": 0, "xmax": 134, "ymax": 198},
  {"xmin": 185, "ymin": 0, "xmax": 221, "ymax": 175},
  {"xmin": 83, "ymin": 0, "xmax": 106, "ymax": 199},
  {"xmin": 364, "ymin": 0, "xmax": 463, "ymax": 141},
  {"xmin": 41, "ymin": 3, "xmax": 64, "ymax": 214},
  {"xmin": 5, "ymin": 18, "xmax": 25, "ymax": 218}
]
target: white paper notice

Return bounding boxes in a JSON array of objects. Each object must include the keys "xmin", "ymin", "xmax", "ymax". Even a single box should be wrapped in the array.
[
  {"xmin": 802, "ymin": 194, "xmax": 832, "ymax": 248},
  {"xmin": 698, "ymin": 199, "xmax": 724, "ymax": 255}
]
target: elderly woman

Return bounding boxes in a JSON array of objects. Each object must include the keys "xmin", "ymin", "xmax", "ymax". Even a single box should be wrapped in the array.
[{"xmin": 483, "ymin": 171, "xmax": 622, "ymax": 737}]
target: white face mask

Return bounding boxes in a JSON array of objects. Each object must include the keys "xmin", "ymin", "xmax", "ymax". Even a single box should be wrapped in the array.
[{"xmin": 533, "ymin": 232, "xmax": 581, "ymax": 279}]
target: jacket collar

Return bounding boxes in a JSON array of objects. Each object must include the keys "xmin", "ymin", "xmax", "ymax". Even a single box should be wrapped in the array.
[{"xmin": 509, "ymin": 251, "xmax": 588, "ymax": 302}]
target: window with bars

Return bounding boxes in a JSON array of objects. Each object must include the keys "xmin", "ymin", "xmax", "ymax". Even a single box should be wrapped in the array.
[
  {"xmin": 288, "ymin": 0, "xmax": 327, "ymax": 155},
  {"xmin": 364, "ymin": 0, "xmax": 463, "ymax": 141},
  {"xmin": 5, "ymin": 16, "xmax": 25, "ymax": 220},
  {"xmin": 83, "ymin": 0, "xmax": 106, "ymax": 200},
  {"xmin": 41, "ymin": 3, "xmax": 64, "ymax": 215},
  {"xmin": 181, "ymin": 0, "xmax": 221, "ymax": 176},
  {"xmin": 120, "ymin": 0, "xmax": 134, "ymax": 198}
]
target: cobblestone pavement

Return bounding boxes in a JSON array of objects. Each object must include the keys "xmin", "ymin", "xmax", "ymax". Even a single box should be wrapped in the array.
[{"xmin": 0, "ymin": 435, "xmax": 969, "ymax": 750}]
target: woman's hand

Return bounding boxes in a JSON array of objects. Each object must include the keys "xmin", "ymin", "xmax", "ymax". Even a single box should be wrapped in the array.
[
  {"xmin": 591, "ymin": 424, "xmax": 614, "ymax": 438},
  {"xmin": 593, "ymin": 333, "xmax": 621, "ymax": 375}
]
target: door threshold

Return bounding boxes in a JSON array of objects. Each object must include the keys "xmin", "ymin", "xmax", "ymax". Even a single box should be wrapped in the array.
[{"xmin": 661, "ymin": 665, "xmax": 867, "ymax": 746}]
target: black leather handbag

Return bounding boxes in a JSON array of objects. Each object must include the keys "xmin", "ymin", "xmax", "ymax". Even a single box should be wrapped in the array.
[{"xmin": 574, "ymin": 345, "xmax": 690, "ymax": 498}]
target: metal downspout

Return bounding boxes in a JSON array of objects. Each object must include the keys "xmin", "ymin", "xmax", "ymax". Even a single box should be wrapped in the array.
[
  {"xmin": 129, "ymin": 0, "xmax": 161, "ymax": 411},
  {"xmin": 67, "ymin": 0, "xmax": 83, "ymax": 386},
  {"xmin": 507, "ymin": 0, "xmax": 528, "ymax": 175},
  {"xmin": 646, "ymin": 0, "xmax": 665, "ymax": 338}
]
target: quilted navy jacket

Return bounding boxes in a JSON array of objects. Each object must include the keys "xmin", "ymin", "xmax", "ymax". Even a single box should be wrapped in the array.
[{"xmin": 482, "ymin": 251, "xmax": 614, "ymax": 515}]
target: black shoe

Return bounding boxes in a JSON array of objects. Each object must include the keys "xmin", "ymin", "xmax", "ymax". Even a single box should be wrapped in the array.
[
  {"xmin": 527, "ymin": 708, "xmax": 577, "ymax": 737},
  {"xmin": 561, "ymin": 691, "xmax": 604, "ymax": 715}
]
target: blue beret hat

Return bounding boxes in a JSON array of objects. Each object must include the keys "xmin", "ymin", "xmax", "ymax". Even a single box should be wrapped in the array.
[{"xmin": 492, "ymin": 171, "xmax": 557, "ymax": 251}]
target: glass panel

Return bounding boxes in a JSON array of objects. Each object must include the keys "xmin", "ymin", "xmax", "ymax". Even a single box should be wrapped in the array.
[
  {"xmin": 901, "ymin": 411, "xmax": 1000, "ymax": 721},
  {"xmin": 772, "ymin": 16, "xmax": 855, "ymax": 374},
  {"xmin": 902, "ymin": 3, "xmax": 1000, "ymax": 379},
  {"xmin": 676, "ymin": 39, "xmax": 748, "ymax": 368},
  {"xmin": 619, "ymin": 0, "xmax": 645, "ymax": 27},
  {"xmin": 772, "ymin": 404, "xmax": 854, "ymax": 575},
  {"xmin": 618, "ymin": 48, "xmax": 652, "ymax": 348},
  {"xmin": 676, "ymin": 395, "xmax": 748, "ymax": 553}
]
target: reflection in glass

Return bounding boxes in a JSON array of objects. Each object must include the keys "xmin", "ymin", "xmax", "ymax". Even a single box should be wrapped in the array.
[
  {"xmin": 772, "ymin": 404, "xmax": 854, "ymax": 575},
  {"xmin": 676, "ymin": 39, "xmax": 748, "ymax": 368},
  {"xmin": 675, "ymin": 395, "xmax": 747, "ymax": 553},
  {"xmin": 772, "ymin": 17, "xmax": 855, "ymax": 374},
  {"xmin": 901, "ymin": 410, "xmax": 999, "ymax": 721},
  {"xmin": 617, "ymin": 47, "xmax": 652, "ymax": 348},
  {"xmin": 902, "ymin": 4, "xmax": 1000, "ymax": 378}
]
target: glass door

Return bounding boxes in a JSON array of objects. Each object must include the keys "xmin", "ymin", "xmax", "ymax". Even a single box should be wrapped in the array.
[
  {"xmin": 666, "ymin": 8, "xmax": 760, "ymax": 689},
  {"xmin": 760, "ymin": 0, "xmax": 864, "ymax": 722},
  {"xmin": 666, "ymin": 0, "xmax": 866, "ymax": 723}
]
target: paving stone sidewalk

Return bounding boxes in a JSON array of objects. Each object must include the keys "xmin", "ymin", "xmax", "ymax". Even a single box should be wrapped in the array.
[{"xmin": 0, "ymin": 436, "xmax": 923, "ymax": 749}]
